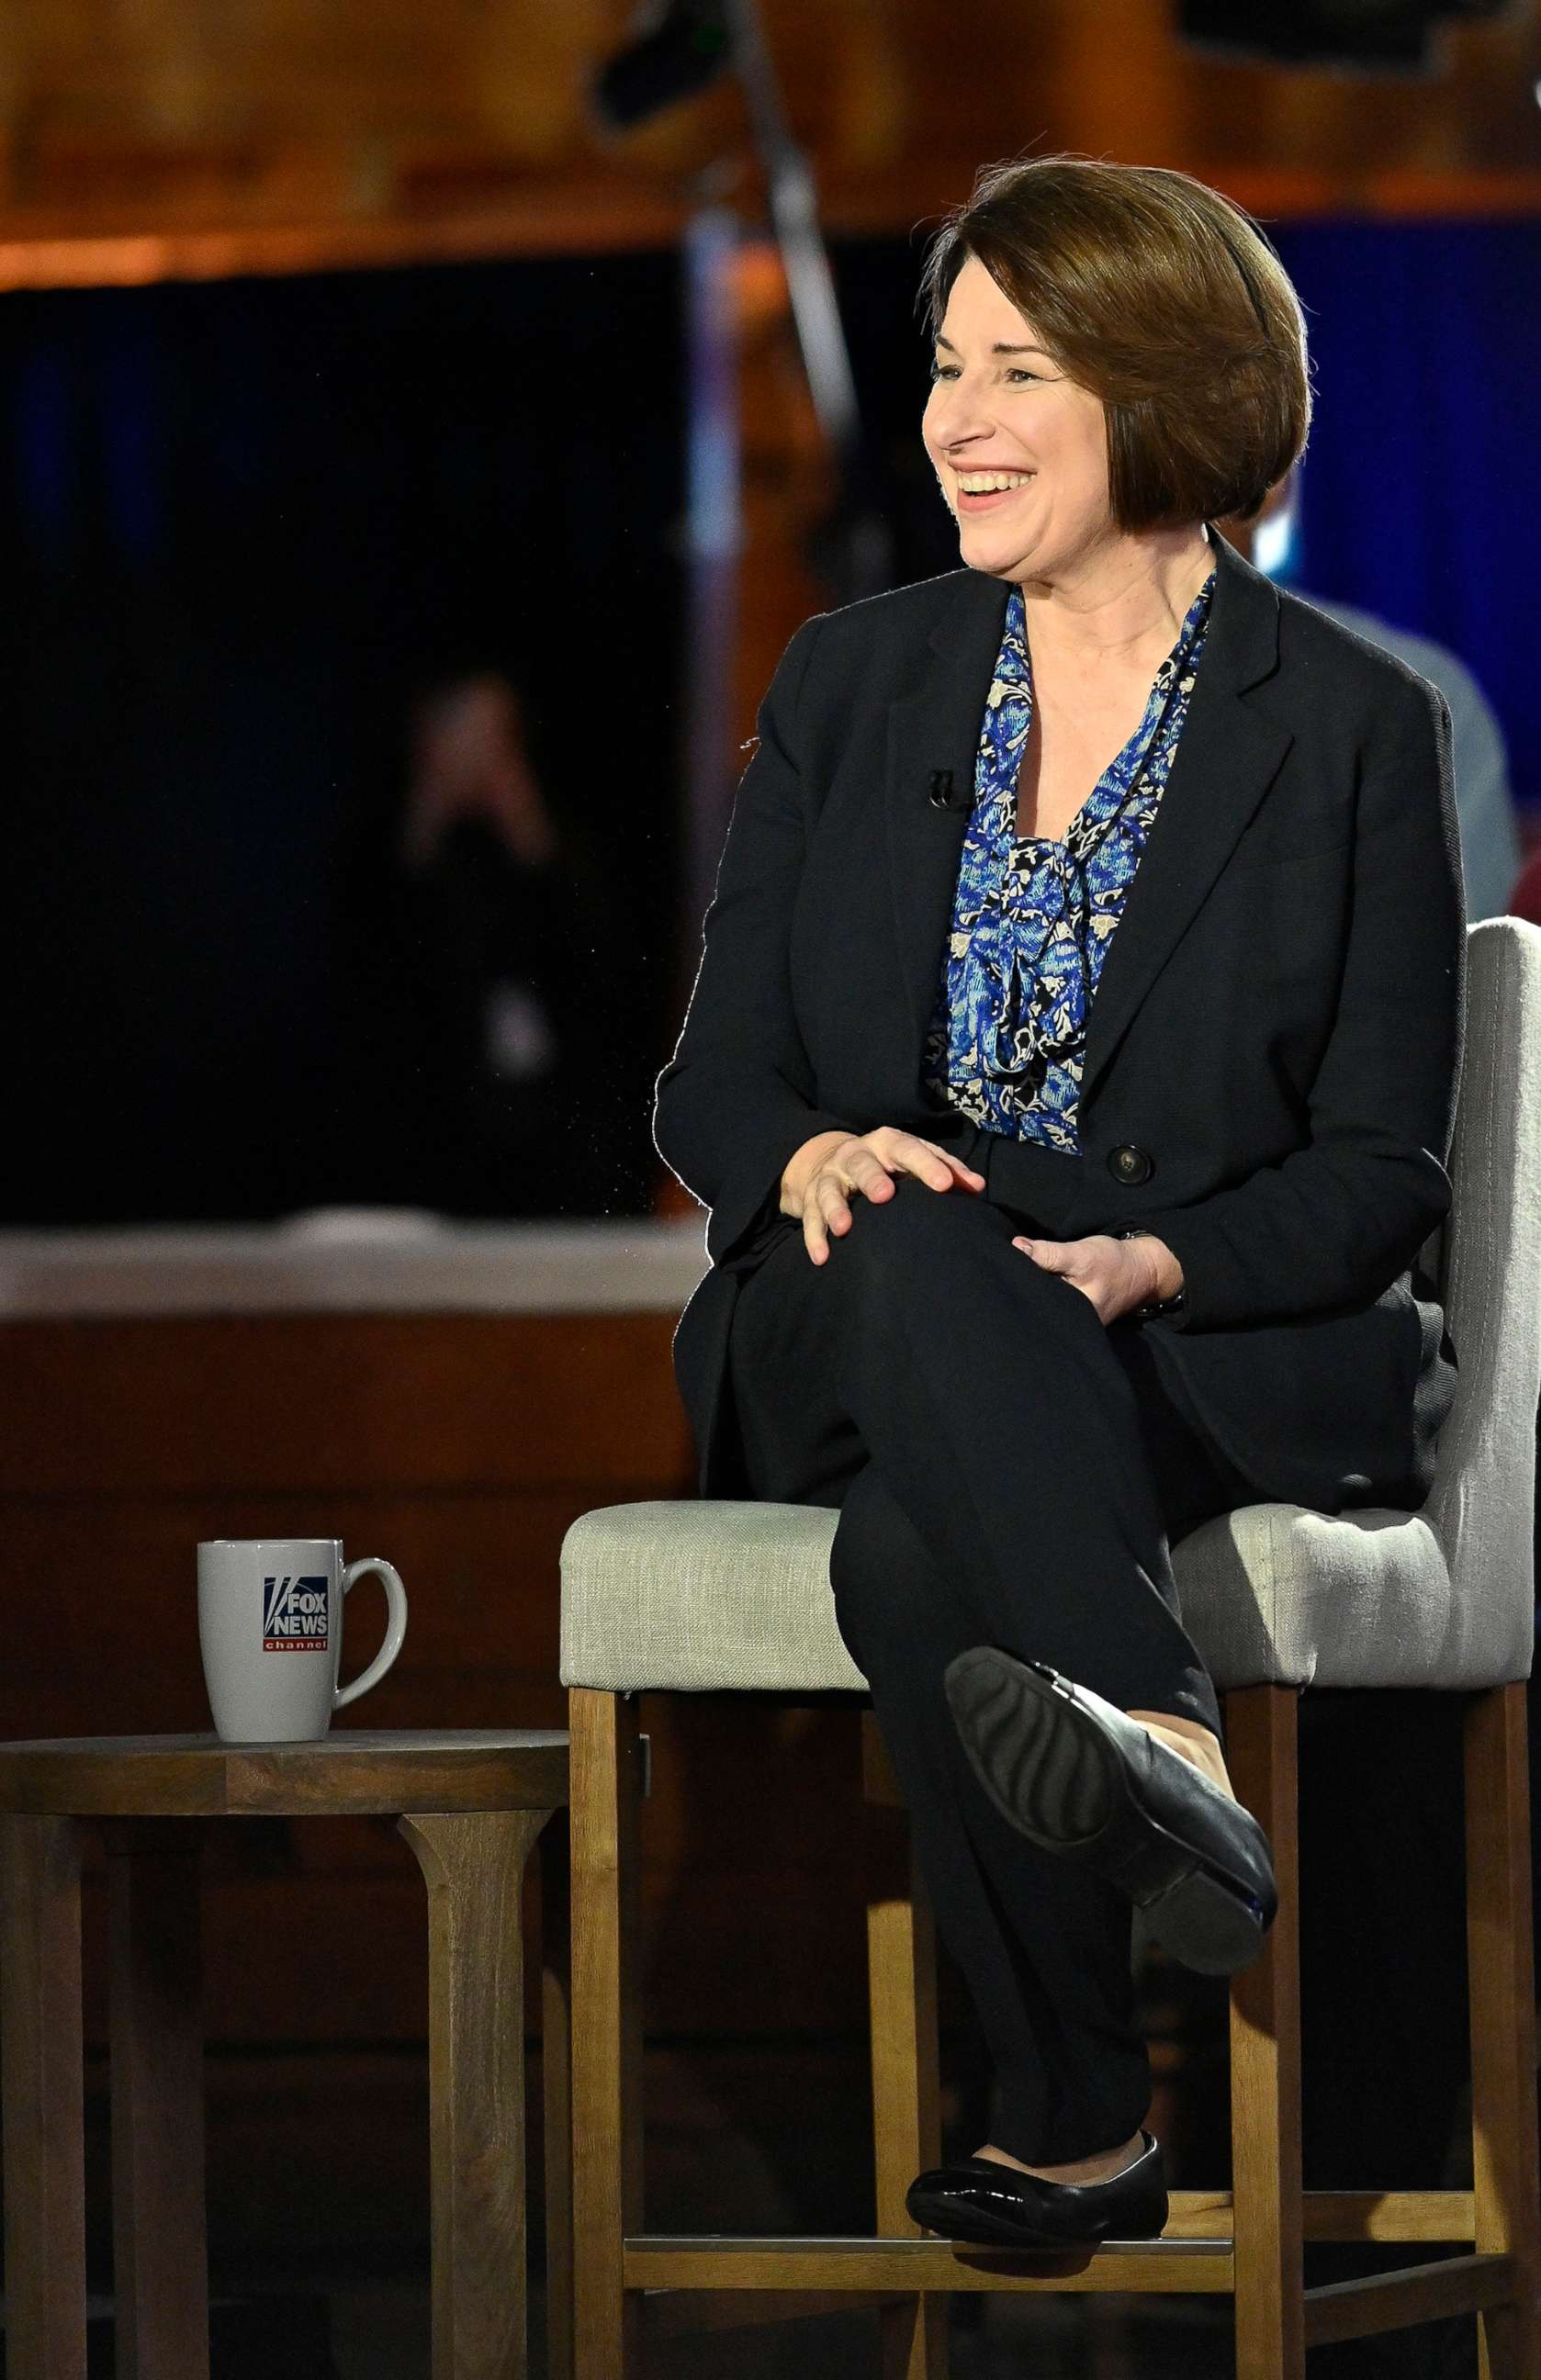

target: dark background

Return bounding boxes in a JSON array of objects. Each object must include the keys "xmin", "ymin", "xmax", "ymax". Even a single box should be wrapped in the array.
[{"xmin": 0, "ymin": 250, "xmax": 684, "ymax": 1225}]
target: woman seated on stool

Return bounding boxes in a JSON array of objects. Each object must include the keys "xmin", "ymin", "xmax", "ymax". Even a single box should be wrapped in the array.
[{"xmin": 654, "ymin": 152, "xmax": 1464, "ymax": 2252}]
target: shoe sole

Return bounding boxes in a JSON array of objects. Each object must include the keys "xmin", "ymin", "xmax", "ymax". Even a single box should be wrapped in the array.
[
  {"xmin": 905, "ymin": 2187, "xmax": 1073, "ymax": 2250},
  {"xmin": 905, "ymin": 2179, "xmax": 1170, "ymax": 2251},
  {"xmin": 947, "ymin": 1650, "xmax": 1270, "ymax": 1977}
]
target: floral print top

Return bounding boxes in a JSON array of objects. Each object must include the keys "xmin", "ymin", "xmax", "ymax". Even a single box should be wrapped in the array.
[{"xmin": 920, "ymin": 567, "xmax": 1216, "ymax": 1152}]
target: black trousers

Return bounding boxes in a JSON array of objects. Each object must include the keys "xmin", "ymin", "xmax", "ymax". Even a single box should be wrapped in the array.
[{"xmin": 723, "ymin": 1176, "xmax": 1263, "ymax": 2164}]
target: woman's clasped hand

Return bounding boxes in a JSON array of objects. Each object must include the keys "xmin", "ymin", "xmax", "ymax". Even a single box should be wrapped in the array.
[
  {"xmin": 777, "ymin": 1124, "xmax": 1172, "ymax": 1324},
  {"xmin": 1007, "ymin": 1229, "xmax": 1174, "ymax": 1326}
]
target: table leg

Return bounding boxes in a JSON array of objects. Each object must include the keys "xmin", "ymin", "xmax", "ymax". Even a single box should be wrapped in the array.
[
  {"xmin": 0, "ymin": 1813, "xmax": 88, "ymax": 2380},
  {"xmin": 105, "ymin": 1820, "xmax": 209, "ymax": 2380},
  {"xmin": 400, "ymin": 1809, "xmax": 551, "ymax": 2380},
  {"xmin": 538, "ymin": 1815, "xmax": 573, "ymax": 2380}
]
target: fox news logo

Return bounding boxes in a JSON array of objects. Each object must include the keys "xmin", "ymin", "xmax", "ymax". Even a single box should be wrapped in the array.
[{"xmin": 264, "ymin": 1575, "xmax": 330, "ymax": 1654}]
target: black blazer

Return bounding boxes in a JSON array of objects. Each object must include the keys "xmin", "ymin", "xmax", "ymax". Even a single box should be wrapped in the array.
[{"xmin": 655, "ymin": 527, "xmax": 1466, "ymax": 1517}]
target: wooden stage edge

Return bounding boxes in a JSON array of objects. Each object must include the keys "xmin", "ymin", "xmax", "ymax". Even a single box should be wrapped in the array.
[{"xmin": 0, "ymin": 1217, "xmax": 711, "ymax": 1322}]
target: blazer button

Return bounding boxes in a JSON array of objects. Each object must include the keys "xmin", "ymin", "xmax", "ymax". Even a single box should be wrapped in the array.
[{"xmin": 1107, "ymin": 1144, "xmax": 1154, "ymax": 1186}]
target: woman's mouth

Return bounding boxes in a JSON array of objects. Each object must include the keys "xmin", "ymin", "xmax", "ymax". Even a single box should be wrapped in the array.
[{"xmin": 954, "ymin": 470, "xmax": 1036, "ymax": 513}]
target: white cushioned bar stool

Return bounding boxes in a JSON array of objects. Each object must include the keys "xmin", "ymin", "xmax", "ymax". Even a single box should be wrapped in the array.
[{"xmin": 560, "ymin": 916, "xmax": 1541, "ymax": 2380}]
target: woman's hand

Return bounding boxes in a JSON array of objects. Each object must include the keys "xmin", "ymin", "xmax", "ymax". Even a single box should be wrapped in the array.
[
  {"xmin": 782, "ymin": 1127, "xmax": 986, "ymax": 1265},
  {"xmin": 1012, "ymin": 1230, "xmax": 1183, "ymax": 1326}
]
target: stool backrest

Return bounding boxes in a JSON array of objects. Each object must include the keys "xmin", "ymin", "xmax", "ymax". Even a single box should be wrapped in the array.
[{"xmin": 1423, "ymin": 916, "xmax": 1541, "ymax": 1660}]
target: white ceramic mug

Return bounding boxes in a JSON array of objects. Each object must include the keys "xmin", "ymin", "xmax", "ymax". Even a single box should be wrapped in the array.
[{"xmin": 197, "ymin": 1538, "xmax": 408, "ymax": 1744}]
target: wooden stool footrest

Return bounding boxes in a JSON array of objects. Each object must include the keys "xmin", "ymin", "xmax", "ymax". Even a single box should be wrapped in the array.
[
  {"xmin": 624, "ymin": 2236, "xmax": 1236, "ymax": 2295},
  {"xmin": 1303, "ymin": 2251, "xmax": 1518, "ymax": 2349}
]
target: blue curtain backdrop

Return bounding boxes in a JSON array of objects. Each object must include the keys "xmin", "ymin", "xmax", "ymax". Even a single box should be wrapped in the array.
[{"xmin": 1269, "ymin": 217, "xmax": 1541, "ymax": 815}]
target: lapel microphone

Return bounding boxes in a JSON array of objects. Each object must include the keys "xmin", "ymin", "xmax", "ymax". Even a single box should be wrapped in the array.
[{"xmin": 928, "ymin": 769, "xmax": 967, "ymax": 813}]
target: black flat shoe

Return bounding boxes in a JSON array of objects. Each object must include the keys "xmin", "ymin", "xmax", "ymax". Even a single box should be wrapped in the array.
[
  {"xmin": 944, "ymin": 1647, "xmax": 1277, "ymax": 1976},
  {"xmin": 905, "ymin": 2130, "xmax": 1167, "ymax": 2250}
]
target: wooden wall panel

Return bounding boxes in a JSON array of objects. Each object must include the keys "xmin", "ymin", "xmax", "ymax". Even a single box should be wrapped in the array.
[
  {"xmin": 0, "ymin": 0, "xmax": 1536, "ymax": 274},
  {"xmin": 0, "ymin": 1313, "xmax": 688, "ymax": 1497}
]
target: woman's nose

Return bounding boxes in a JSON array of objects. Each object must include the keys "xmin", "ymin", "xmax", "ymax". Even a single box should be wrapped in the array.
[{"xmin": 927, "ymin": 377, "xmax": 988, "ymax": 449}]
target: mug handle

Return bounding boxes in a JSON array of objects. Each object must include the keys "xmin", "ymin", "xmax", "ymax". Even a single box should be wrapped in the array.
[{"xmin": 333, "ymin": 1558, "xmax": 409, "ymax": 1712}]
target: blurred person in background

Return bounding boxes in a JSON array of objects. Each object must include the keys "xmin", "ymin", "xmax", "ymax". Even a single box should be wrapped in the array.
[
  {"xmin": 1507, "ymin": 842, "xmax": 1541, "ymax": 926},
  {"xmin": 327, "ymin": 662, "xmax": 643, "ymax": 1217},
  {"xmin": 399, "ymin": 669, "xmax": 568, "ymax": 1112},
  {"xmin": 1222, "ymin": 469, "xmax": 1522, "ymax": 922}
]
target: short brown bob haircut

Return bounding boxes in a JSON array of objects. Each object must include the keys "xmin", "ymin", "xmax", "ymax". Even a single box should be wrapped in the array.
[{"xmin": 920, "ymin": 152, "xmax": 1311, "ymax": 531}]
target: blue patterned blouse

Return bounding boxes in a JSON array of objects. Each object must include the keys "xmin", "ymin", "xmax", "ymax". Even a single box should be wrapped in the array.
[{"xmin": 921, "ymin": 568, "xmax": 1216, "ymax": 1153}]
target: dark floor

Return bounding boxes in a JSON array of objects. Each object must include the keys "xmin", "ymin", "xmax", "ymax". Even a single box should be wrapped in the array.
[
  {"xmin": 32, "ymin": 2273, "xmax": 1479, "ymax": 2378},
  {"xmin": 0, "ymin": 2029, "xmax": 1485, "ymax": 2378},
  {"xmin": 39, "ymin": 2280, "xmax": 1239, "ymax": 2378}
]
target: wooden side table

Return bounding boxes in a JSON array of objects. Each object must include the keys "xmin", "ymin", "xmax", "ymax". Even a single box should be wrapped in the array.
[{"xmin": 0, "ymin": 1729, "xmax": 571, "ymax": 2380}]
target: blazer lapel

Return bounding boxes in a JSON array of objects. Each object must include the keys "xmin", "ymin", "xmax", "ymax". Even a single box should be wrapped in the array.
[
  {"xmin": 1079, "ymin": 530, "xmax": 1293, "ymax": 1102},
  {"xmin": 884, "ymin": 532, "xmax": 1294, "ymax": 1105}
]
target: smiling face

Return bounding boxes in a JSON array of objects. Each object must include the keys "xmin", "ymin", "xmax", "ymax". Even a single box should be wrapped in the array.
[{"xmin": 922, "ymin": 253, "xmax": 1116, "ymax": 585}]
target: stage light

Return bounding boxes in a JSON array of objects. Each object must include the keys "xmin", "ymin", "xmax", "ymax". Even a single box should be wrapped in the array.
[
  {"xmin": 591, "ymin": 2, "xmax": 733, "ymax": 132},
  {"xmin": 1177, "ymin": 0, "xmax": 1516, "ymax": 75}
]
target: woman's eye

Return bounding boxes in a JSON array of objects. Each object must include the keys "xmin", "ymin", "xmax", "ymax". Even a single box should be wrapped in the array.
[{"xmin": 928, "ymin": 363, "xmax": 1040, "ymax": 385}]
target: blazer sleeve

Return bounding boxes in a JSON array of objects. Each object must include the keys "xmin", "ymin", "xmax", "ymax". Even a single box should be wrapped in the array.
[
  {"xmin": 1138, "ymin": 678, "xmax": 1467, "ymax": 1332},
  {"xmin": 652, "ymin": 614, "xmax": 855, "ymax": 1267}
]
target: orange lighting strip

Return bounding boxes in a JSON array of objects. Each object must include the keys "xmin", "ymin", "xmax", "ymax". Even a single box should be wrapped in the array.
[{"xmin": 0, "ymin": 168, "xmax": 1536, "ymax": 293}]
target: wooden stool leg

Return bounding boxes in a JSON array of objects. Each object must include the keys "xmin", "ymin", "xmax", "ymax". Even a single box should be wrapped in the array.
[
  {"xmin": 105, "ymin": 1820, "xmax": 209, "ymax": 2380},
  {"xmin": 0, "ymin": 1813, "xmax": 88, "ymax": 2380},
  {"xmin": 568, "ymin": 1689, "xmax": 645, "ymax": 2380},
  {"xmin": 1226, "ymin": 1685, "xmax": 1305, "ymax": 2380},
  {"xmin": 1465, "ymin": 1683, "xmax": 1541, "ymax": 2380},
  {"xmin": 400, "ymin": 1807, "xmax": 552, "ymax": 2380},
  {"xmin": 539, "ymin": 1813, "xmax": 574, "ymax": 2380},
  {"xmin": 863, "ymin": 1712, "xmax": 949, "ymax": 2380}
]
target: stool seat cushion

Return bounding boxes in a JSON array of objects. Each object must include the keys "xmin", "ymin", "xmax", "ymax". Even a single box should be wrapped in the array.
[
  {"xmin": 558, "ymin": 1492, "xmax": 1524, "ymax": 1698},
  {"xmin": 1170, "ymin": 1502, "xmax": 1522, "ymax": 1691},
  {"xmin": 561, "ymin": 1500, "xmax": 864, "ymax": 1695}
]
